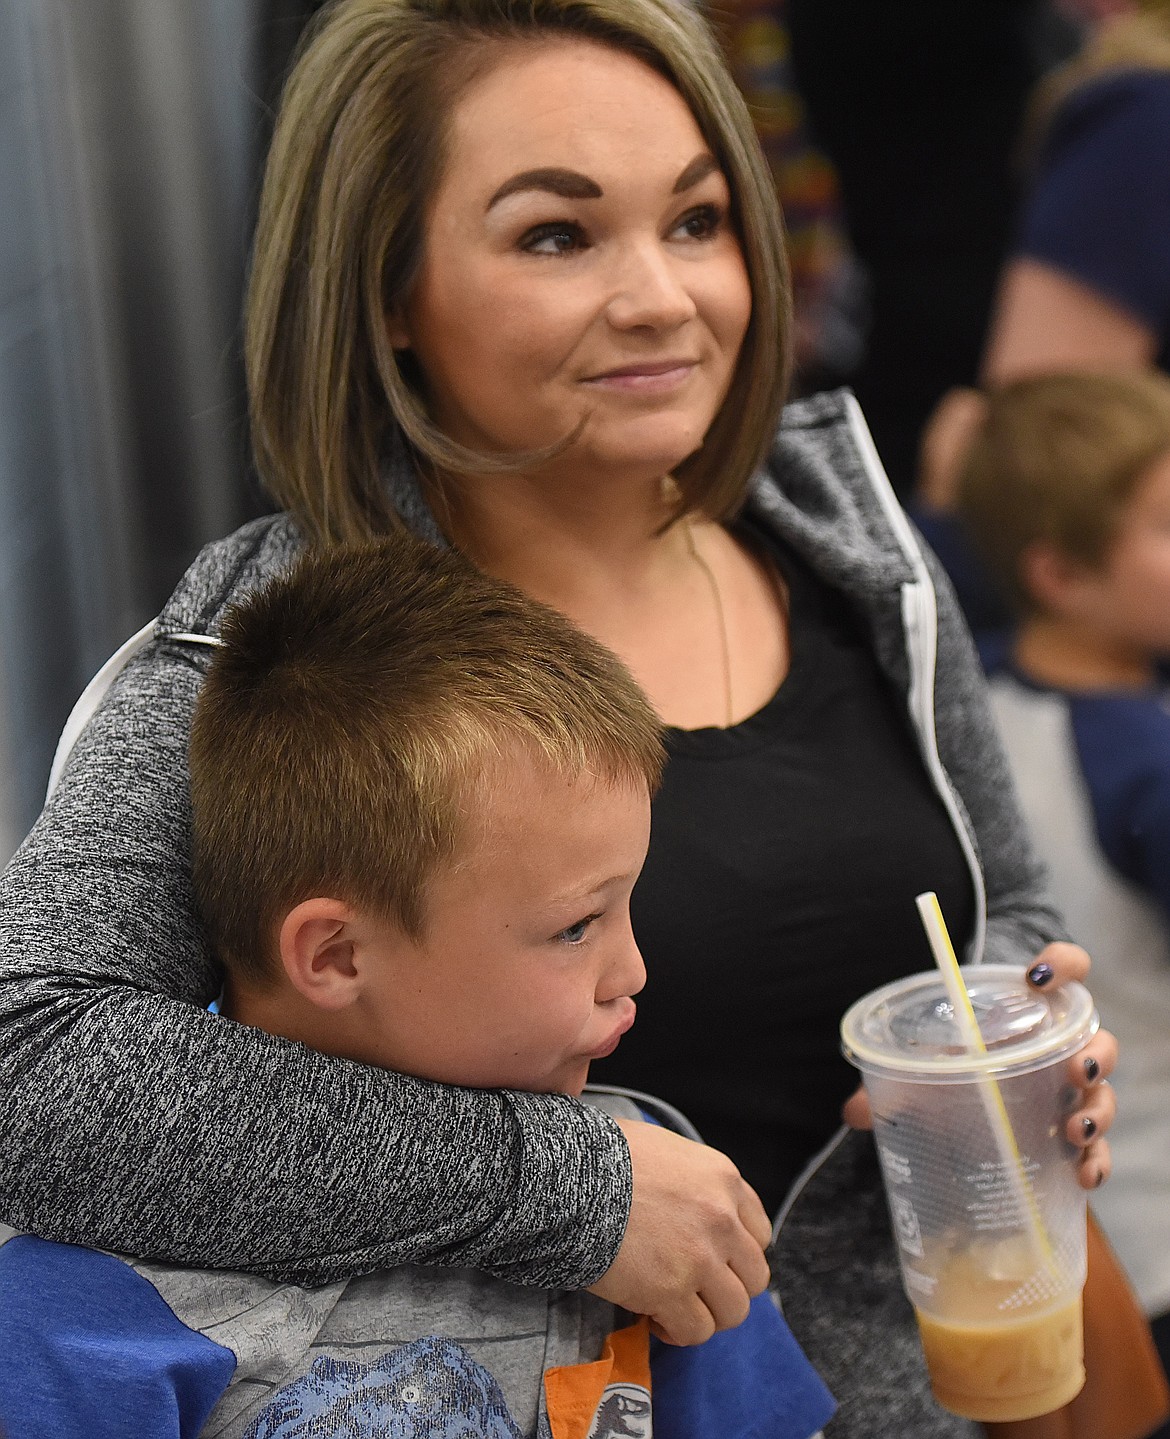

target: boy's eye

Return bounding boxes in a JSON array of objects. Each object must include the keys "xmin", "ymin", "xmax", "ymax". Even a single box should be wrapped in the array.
[
  {"xmin": 672, "ymin": 203, "xmax": 723, "ymax": 242},
  {"xmin": 520, "ymin": 220, "xmax": 588, "ymax": 256},
  {"xmin": 555, "ymin": 913, "xmax": 601, "ymax": 945}
]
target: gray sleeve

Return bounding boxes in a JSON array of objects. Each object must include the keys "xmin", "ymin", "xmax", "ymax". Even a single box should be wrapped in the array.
[
  {"xmin": 922, "ymin": 541, "xmax": 1070, "ymax": 965},
  {"xmin": 0, "ymin": 543, "xmax": 631, "ymax": 1289}
]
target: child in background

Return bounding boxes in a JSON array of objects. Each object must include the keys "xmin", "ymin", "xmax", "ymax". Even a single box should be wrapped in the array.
[
  {"xmin": 957, "ymin": 370, "xmax": 1170, "ymax": 1395},
  {"xmin": 0, "ymin": 536, "xmax": 834, "ymax": 1439}
]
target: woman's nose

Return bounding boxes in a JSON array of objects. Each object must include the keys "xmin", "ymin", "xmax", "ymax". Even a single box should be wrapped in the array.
[{"xmin": 604, "ymin": 240, "xmax": 698, "ymax": 332}]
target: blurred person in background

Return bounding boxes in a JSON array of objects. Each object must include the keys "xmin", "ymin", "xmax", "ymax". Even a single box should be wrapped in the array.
[
  {"xmin": 920, "ymin": 0, "xmax": 1170, "ymax": 523},
  {"xmin": 958, "ymin": 371, "xmax": 1170, "ymax": 1437},
  {"xmin": 980, "ymin": 0, "xmax": 1170, "ymax": 385}
]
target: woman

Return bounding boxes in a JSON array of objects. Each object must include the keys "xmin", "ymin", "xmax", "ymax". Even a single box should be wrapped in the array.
[{"xmin": 0, "ymin": 2, "xmax": 1114, "ymax": 1433}]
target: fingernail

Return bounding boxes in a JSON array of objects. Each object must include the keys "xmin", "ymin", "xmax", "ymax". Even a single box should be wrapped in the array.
[
  {"xmin": 1081, "ymin": 1116, "xmax": 1097, "ymax": 1140},
  {"xmin": 1027, "ymin": 961, "xmax": 1055, "ymax": 987},
  {"xmin": 1084, "ymin": 1057, "xmax": 1100, "ymax": 1082}
]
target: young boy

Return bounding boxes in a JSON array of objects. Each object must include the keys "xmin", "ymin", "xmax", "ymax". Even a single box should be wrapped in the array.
[
  {"xmin": 957, "ymin": 370, "xmax": 1170, "ymax": 1385},
  {"xmin": 0, "ymin": 536, "xmax": 834, "ymax": 1439}
]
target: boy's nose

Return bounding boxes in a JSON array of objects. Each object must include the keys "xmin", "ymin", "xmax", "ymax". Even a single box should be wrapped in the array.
[{"xmin": 605, "ymin": 929, "xmax": 647, "ymax": 1002}]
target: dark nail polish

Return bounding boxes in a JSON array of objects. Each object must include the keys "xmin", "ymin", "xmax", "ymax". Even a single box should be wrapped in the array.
[
  {"xmin": 1084, "ymin": 1057, "xmax": 1101, "ymax": 1083},
  {"xmin": 1027, "ymin": 961, "xmax": 1055, "ymax": 988},
  {"xmin": 1081, "ymin": 1116, "xmax": 1097, "ymax": 1140}
]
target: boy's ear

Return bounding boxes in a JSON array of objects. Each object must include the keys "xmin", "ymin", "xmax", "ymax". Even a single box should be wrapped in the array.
[
  {"xmin": 278, "ymin": 898, "xmax": 366, "ymax": 1011},
  {"xmin": 1019, "ymin": 538, "xmax": 1096, "ymax": 618}
]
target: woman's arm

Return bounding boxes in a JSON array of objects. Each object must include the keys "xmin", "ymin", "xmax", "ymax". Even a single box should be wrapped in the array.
[
  {"xmin": 981, "ymin": 258, "xmax": 1157, "ymax": 383},
  {"xmin": 916, "ymin": 267, "xmax": 1155, "ymax": 511}
]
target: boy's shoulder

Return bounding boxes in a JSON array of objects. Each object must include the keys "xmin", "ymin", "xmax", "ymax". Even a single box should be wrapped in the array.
[
  {"xmin": 987, "ymin": 666, "xmax": 1170, "ymax": 775},
  {"xmin": 583, "ymin": 1083, "xmax": 704, "ymax": 1140},
  {"xmin": 0, "ymin": 1090, "xmax": 669, "ymax": 1439},
  {"xmin": 0, "ymin": 1222, "xmax": 646, "ymax": 1439}
]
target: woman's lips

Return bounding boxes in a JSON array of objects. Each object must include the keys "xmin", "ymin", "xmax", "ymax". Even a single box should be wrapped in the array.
[
  {"xmin": 584, "ymin": 1001, "xmax": 637, "ymax": 1060},
  {"xmin": 583, "ymin": 360, "xmax": 696, "ymax": 393}
]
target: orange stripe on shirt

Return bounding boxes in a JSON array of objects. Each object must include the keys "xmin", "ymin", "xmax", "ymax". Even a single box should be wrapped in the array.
[{"xmin": 544, "ymin": 1316, "xmax": 652, "ymax": 1439}]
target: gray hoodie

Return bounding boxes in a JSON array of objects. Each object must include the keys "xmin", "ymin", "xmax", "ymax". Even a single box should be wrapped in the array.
[{"xmin": 0, "ymin": 389, "xmax": 1064, "ymax": 1436}]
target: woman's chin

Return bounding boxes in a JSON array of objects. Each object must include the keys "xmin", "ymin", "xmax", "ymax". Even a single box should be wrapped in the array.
[{"xmin": 566, "ymin": 430, "xmax": 709, "ymax": 490}]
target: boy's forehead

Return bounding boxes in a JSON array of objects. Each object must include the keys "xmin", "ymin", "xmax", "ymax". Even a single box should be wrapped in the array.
[{"xmin": 452, "ymin": 754, "xmax": 651, "ymax": 867}]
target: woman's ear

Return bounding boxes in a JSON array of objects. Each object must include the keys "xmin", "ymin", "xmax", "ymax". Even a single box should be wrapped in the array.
[{"xmin": 278, "ymin": 898, "xmax": 365, "ymax": 1011}]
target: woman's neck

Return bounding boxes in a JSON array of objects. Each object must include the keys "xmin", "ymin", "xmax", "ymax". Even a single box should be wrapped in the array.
[
  {"xmin": 1013, "ymin": 613, "xmax": 1156, "ymax": 691},
  {"xmin": 430, "ymin": 465, "xmax": 790, "ymax": 731},
  {"xmin": 436, "ymin": 468, "xmax": 690, "ymax": 612}
]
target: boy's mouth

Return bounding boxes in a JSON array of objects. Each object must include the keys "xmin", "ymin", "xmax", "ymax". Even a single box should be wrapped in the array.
[{"xmin": 584, "ymin": 1001, "xmax": 637, "ymax": 1060}]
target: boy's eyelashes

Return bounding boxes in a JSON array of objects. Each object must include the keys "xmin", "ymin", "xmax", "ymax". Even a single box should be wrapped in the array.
[{"xmin": 553, "ymin": 912, "xmax": 603, "ymax": 945}]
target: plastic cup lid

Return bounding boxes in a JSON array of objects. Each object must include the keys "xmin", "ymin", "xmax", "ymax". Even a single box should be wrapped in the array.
[{"xmin": 840, "ymin": 964, "xmax": 1099, "ymax": 1082}]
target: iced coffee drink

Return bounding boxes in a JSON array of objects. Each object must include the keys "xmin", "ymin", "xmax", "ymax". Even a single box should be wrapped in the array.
[
  {"xmin": 841, "ymin": 966, "xmax": 1098, "ymax": 1423},
  {"xmin": 914, "ymin": 1241, "xmax": 1084, "ymax": 1421}
]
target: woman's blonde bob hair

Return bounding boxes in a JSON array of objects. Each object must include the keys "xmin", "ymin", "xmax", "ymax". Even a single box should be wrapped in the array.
[{"xmin": 245, "ymin": 0, "xmax": 791, "ymax": 545}]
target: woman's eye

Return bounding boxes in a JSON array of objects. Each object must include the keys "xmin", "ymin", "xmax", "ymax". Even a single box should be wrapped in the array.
[
  {"xmin": 673, "ymin": 203, "xmax": 723, "ymax": 242},
  {"xmin": 520, "ymin": 221, "xmax": 587, "ymax": 256},
  {"xmin": 555, "ymin": 914, "xmax": 600, "ymax": 945}
]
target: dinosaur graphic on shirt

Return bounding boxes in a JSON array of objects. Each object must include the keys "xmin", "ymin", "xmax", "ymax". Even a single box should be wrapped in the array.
[{"xmin": 241, "ymin": 1335, "xmax": 525, "ymax": 1438}]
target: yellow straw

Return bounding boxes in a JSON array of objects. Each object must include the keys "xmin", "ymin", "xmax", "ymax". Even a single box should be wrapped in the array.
[{"xmin": 915, "ymin": 891, "xmax": 1061, "ymax": 1280}]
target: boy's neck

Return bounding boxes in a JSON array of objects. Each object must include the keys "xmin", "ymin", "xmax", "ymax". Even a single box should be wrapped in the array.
[{"xmin": 1013, "ymin": 614, "xmax": 1157, "ymax": 692}]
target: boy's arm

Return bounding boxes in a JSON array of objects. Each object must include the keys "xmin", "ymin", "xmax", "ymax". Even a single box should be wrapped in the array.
[
  {"xmin": 1075, "ymin": 698, "xmax": 1170, "ymax": 931},
  {"xmin": 0, "ymin": 1234, "xmax": 235, "ymax": 1439},
  {"xmin": 1125, "ymin": 772, "xmax": 1170, "ymax": 928}
]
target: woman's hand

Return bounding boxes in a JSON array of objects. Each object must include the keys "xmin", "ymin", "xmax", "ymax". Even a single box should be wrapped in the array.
[
  {"xmin": 587, "ymin": 1119, "xmax": 772, "ymax": 1346},
  {"xmin": 843, "ymin": 942, "xmax": 1117, "ymax": 1190},
  {"xmin": 1025, "ymin": 942, "xmax": 1116, "ymax": 1189}
]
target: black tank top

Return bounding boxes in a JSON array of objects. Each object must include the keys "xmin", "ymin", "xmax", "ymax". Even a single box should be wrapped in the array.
[{"xmin": 591, "ymin": 526, "xmax": 976, "ymax": 1212}]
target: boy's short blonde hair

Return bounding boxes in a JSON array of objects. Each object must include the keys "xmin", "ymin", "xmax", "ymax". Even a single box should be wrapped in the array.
[
  {"xmin": 957, "ymin": 371, "xmax": 1170, "ymax": 613},
  {"xmin": 190, "ymin": 536, "xmax": 664, "ymax": 982}
]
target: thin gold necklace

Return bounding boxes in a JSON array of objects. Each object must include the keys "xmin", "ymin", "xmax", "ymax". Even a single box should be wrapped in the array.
[{"xmin": 685, "ymin": 520, "xmax": 733, "ymax": 727}]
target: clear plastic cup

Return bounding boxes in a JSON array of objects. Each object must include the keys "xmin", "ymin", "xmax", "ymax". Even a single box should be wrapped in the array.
[{"xmin": 840, "ymin": 964, "xmax": 1099, "ymax": 1423}]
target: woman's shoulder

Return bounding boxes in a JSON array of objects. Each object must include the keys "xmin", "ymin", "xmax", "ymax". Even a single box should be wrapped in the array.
[
  {"xmin": 156, "ymin": 513, "xmax": 305, "ymax": 640},
  {"xmin": 747, "ymin": 388, "xmax": 921, "ymax": 594}
]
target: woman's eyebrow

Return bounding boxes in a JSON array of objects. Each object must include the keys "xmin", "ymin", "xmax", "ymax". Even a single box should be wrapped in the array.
[
  {"xmin": 673, "ymin": 152, "xmax": 718, "ymax": 193},
  {"xmin": 486, "ymin": 168, "xmax": 603, "ymax": 210},
  {"xmin": 485, "ymin": 152, "xmax": 720, "ymax": 212}
]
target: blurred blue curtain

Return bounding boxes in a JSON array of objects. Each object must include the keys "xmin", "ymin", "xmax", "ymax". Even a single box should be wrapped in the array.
[{"xmin": 0, "ymin": 0, "xmax": 266, "ymax": 856}]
